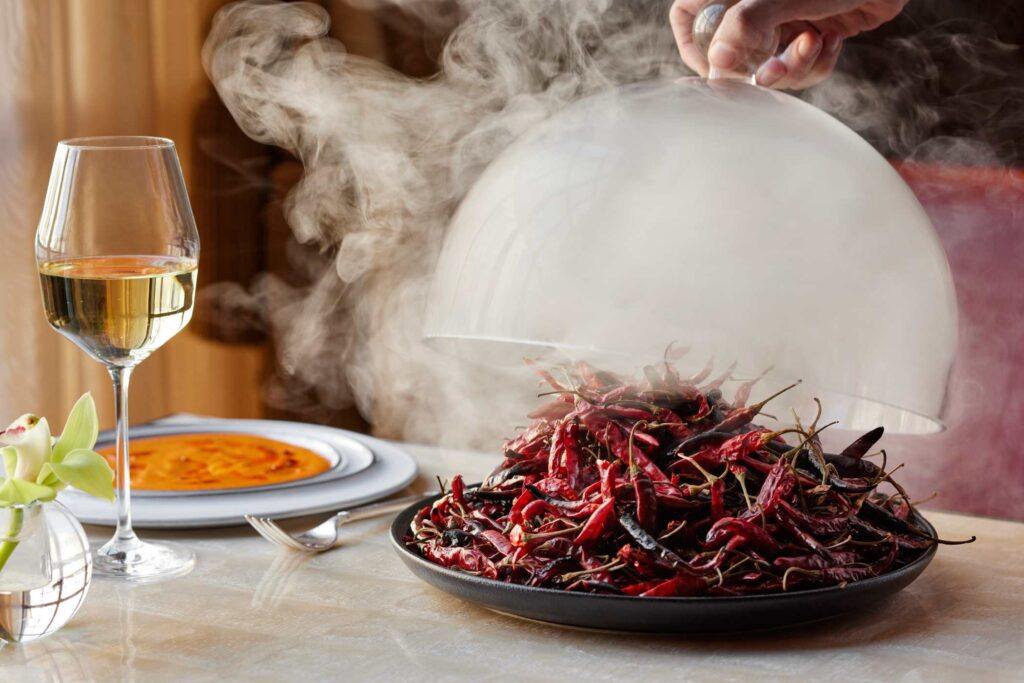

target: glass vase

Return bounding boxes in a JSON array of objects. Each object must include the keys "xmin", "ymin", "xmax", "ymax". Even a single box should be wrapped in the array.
[{"xmin": 0, "ymin": 501, "xmax": 92, "ymax": 643}]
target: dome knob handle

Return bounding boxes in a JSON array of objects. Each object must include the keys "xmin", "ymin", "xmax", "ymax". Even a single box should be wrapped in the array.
[{"xmin": 692, "ymin": 1, "xmax": 774, "ymax": 82}]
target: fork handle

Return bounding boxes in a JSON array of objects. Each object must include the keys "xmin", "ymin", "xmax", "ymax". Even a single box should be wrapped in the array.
[{"xmin": 333, "ymin": 491, "xmax": 437, "ymax": 526}]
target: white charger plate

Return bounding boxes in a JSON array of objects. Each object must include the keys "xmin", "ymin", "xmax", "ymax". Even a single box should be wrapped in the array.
[
  {"xmin": 60, "ymin": 416, "xmax": 418, "ymax": 529},
  {"xmin": 95, "ymin": 421, "xmax": 375, "ymax": 498}
]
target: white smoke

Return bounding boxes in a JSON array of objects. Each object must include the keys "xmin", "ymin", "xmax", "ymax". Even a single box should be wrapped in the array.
[
  {"xmin": 202, "ymin": 0, "xmax": 682, "ymax": 448},
  {"xmin": 203, "ymin": 1, "xmax": 1023, "ymax": 462},
  {"xmin": 806, "ymin": 20, "xmax": 1023, "ymax": 166}
]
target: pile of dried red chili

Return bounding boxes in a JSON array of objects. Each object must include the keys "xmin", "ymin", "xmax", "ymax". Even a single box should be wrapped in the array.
[{"xmin": 406, "ymin": 361, "xmax": 972, "ymax": 597}]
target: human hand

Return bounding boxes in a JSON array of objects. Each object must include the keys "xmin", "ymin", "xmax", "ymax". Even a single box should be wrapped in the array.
[{"xmin": 669, "ymin": 0, "xmax": 907, "ymax": 89}]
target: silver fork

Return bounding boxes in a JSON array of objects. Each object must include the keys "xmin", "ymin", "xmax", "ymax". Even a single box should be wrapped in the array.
[{"xmin": 246, "ymin": 491, "xmax": 434, "ymax": 552}]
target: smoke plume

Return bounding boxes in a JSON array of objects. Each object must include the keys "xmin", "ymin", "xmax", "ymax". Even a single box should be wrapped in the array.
[
  {"xmin": 203, "ymin": 1, "xmax": 1023, "ymax": 462},
  {"xmin": 203, "ymin": 0, "xmax": 682, "ymax": 448}
]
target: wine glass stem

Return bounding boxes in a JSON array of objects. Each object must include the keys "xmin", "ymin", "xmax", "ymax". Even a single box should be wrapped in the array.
[{"xmin": 108, "ymin": 365, "xmax": 137, "ymax": 544}]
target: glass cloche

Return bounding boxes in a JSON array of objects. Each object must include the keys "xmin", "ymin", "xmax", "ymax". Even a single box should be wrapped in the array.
[{"xmin": 424, "ymin": 68, "xmax": 956, "ymax": 434}]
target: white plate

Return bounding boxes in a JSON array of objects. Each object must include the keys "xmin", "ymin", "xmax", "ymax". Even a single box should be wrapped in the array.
[
  {"xmin": 95, "ymin": 421, "xmax": 375, "ymax": 497},
  {"xmin": 60, "ymin": 416, "xmax": 418, "ymax": 528}
]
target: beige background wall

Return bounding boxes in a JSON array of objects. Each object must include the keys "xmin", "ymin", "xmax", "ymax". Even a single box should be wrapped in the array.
[{"xmin": 0, "ymin": 0, "xmax": 266, "ymax": 429}]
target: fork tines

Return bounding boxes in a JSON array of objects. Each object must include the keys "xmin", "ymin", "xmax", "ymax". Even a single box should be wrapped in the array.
[{"xmin": 246, "ymin": 515, "xmax": 309, "ymax": 552}]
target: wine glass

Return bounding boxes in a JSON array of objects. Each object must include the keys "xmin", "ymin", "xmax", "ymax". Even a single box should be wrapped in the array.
[{"xmin": 35, "ymin": 136, "xmax": 199, "ymax": 581}]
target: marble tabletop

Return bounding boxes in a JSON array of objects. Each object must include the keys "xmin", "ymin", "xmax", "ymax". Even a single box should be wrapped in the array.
[{"xmin": 3, "ymin": 442, "xmax": 1023, "ymax": 682}]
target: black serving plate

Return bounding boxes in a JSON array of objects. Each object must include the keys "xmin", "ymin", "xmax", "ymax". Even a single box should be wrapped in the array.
[{"xmin": 389, "ymin": 491, "xmax": 937, "ymax": 634}]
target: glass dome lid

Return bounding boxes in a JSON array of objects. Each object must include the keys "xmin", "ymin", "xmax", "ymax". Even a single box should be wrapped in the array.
[{"xmin": 424, "ymin": 78, "xmax": 958, "ymax": 434}]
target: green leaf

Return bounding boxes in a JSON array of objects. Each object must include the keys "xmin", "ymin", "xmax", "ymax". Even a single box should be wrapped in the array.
[
  {"xmin": 1, "ymin": 447, "xmax": 15, "ymax": 479},
  {"xmin": 35, "ymin": 462, "xmax": 64, "ymax": 490},
  {"xmin": 0, "ymin": 478, "xmax": 57, "ymax": 506},
  {"xmin": 50, "ymin": 449, "xmax": 114, "ymax": 501},
  {"xmin": 53, "ymin": 393, "xmax": 99, "ymax": 464}
]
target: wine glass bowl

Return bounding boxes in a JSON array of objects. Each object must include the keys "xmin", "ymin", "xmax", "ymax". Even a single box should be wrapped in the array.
[
  {"xmin": 36, "ymin": 136, "xmax": 199, "ymax": 582},
  {"xmin": 38, "ymin": 256, "xmax": 197, "ymax": 367}
]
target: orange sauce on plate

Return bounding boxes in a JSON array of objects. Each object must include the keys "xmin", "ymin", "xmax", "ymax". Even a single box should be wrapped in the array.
[{"xmin": 99, "ymin": 433, "xmax": 332, "ymax": 491}]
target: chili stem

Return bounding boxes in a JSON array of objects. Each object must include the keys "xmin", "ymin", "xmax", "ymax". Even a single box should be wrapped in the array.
[{"xmin": 735, "ymin": 470, "xmax": 753, "ymax": 511}]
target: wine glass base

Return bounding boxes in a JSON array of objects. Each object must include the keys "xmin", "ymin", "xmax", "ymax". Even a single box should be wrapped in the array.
[{"xmin": 92, "ymin": 537, "xmax": 195, "ymax": 583}]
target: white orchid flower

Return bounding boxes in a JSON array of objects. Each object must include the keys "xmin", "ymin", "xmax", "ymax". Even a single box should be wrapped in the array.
[
  {"xmin": 0, "ymin": 414, "xmax": 52, "ymax": 481},
  {"xmin": 0, "ymin": 395, "xmax": 112, "ymax": 514},
  {"xmin": 0, "ymin": 396, "xmax": 114, "ymax": 572}
]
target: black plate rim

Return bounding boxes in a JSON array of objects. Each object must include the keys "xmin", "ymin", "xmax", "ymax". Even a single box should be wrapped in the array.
[{"xmin": 389, "ymin": 489, "xmax": 938, "ymax": 605}]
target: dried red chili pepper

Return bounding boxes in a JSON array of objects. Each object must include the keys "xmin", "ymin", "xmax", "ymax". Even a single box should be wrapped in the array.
[
  {"xmin": 520, "ymin": 499, "xmax": 594, "ymax": 521},
  {"xmin": 562, "ymin": 423, "xmax": 583, "ymax": 489},
  {"xmin": 745, "ymin": 457, "xmax": 795, "ymax": 519},
  {"xmin": 651, "ymin": 407, "xmax": 691, "ymax": 439},
  {"xmin": 633, "ymin": 468, "xmax": 657, "ymax": 531},
  {"xmin": 405, "ymin": 361, "xmax": 965, "ymax": 597},
  {"xmin": 547, "ymin": 422, "xmax": 568, "ymax": 479},
  {"xmin": 709, "ymin": 478, "xmax": 726, "ymax": 522},
  {"xmin": 530, "ymin": 476, "xmax": 578, "ymax": 500},
  {"xmin": 618, "ymin": 513, "xmax": 693, "ymax": 572},
  {"xmin": 508, "ymin": 490, "xmax": 535, "ymax": 525},
  {"xmin": 478, "ymin": 530, "xmax": 515, "ymax": 556},
  {"xmin": 687, "ymin": 357, "xmax": 715, "ymax": 384},
  {"xmin": 891, "ymin": 496, "xmax": 912, "ymax": 521},
  {"xmin": 612, "ymin": 439, "xmax": 669, "ymax": 484},
  {"xmin": 773, "ymin": 551, "xmax": 856, "ymax": 570},
  {"xmin": 574, "ymin": 499, "xmax": 616, "ymax": 546},
  {"xmin": 839, "ymin": 426, "xmax": 884, "ymax": 460},
  {"xmin": 703, "ymin": 362, "xmax": 737, "ymax": 392},
  {"xmin": 777, "ymin": 500, "xmax": 850, "ymax": 536},
  {"xmin": 422, "ymin": 545, "xmax": 498, "ymax": 579},
  {"xmin": 598, "ymin": 460, "xmax": 621, "ymax": 501},
  {"xmin": 450, "ymin": 475, "xmax": 467, "ymax": 507},
  {"xmin": 731, "ymin": 367, "xmax": 772, "ymax": 408},
  {"xmin": 712, "ymin": 382, "xmax": 799, "ymax": 433},
  {"xmin": 687, "ymin": 392, "xmax": 712, "ymax": 422},
  {"xmin": 606, "ymin": 405, "xmax": 654, "ymax": 421},
  {"xmin": 706, "ymin": 517, "xmax": 782, "ymax": 556},
  {"xmin": 820, "ymin": 566, "xmax": 874, "ymax": 583},
  {"xmin": 617, "ymin": 544, "xmax": 665, "ymax": 575},
  {"xmin": 622, "ymin": 580, "xmax": 664, "ymax": 596},
  {"xmin": 639, "ymin": 573, "xmax": 705, "ymax": 597},
  {"xmin": 525, "ymin": 358, "xmax": 569, "ymax": 395},
  {"xmin": 778, "ymin": 514, "xmax": 836, "ymax": 560}
]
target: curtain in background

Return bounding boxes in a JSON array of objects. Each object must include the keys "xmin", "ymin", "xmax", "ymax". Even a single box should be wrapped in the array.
[{"xmin": 0, "ymin": 0, "xmax": 267, "ymax": 428}]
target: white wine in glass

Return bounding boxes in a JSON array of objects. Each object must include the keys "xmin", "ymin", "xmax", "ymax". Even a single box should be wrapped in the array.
[
  {"xmin": 39, "ymin": 256, "xmax": 197, "ymax": 366},
  {"xmin": 36, "ymin": 137, "xmax": 200, "ymax": 581}
]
